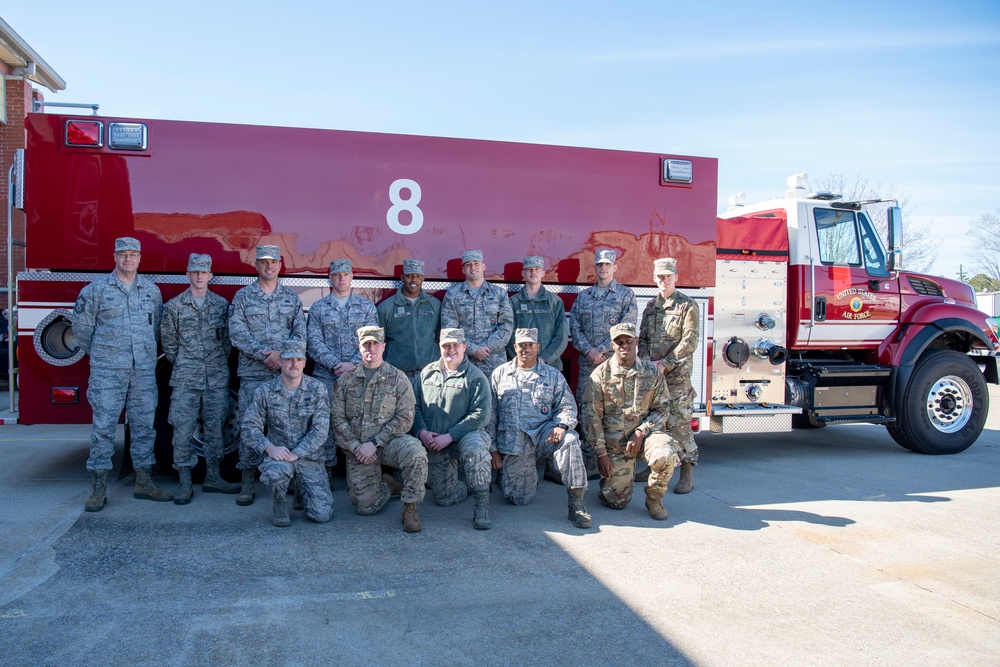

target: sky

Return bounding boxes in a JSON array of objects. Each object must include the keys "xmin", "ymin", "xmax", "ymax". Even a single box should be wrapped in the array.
[{"xmin": 6, "ymin": 1, "xmax": 999, "ymax": 281}]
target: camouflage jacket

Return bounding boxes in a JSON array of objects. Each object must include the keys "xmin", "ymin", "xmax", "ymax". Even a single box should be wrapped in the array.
[
  {"xmin": 490, "ymin": 359, "xmax": 577, "ymax": 456},
  {"xmin": 506, "ymin": 285, "xmax": 568, "ymax": 370},
  {"xmin": 584, "ymin": 356, "xmax": 670, "ymax": 458},
  {"xmin": 638, "ymin": 290, "xmax": 700, "ymax": 379},
  {"xmin": 228, "ymin": 282, "xmax": 305, "ymax": 380},
  {"xmin": 307, "ymin": 292, "xmax": 377, "ymax": 381},
  {"xmin": 72, "ymin": 271, "xmax": 162, "ymax": 371},
  {"xmin": 330, "ymin": 362, "xmax": 416, "ymax": 456},
  {"xmin": 242, "ymin": 375, "xmax": 329, "ymax": 461},
  {"xmin": 569, "ymin": 280, "xmax": 637, "ymax": 359},
  {"xmin": 377, "ymin": 289, "xmax": 441, "ymax": 375},
  {"xmin": 412, "ymin": 356, "xmax": 491, "ymax": 443},
  {"xmin": 440, "ymin": 281, "xmax": 514, "ymax": 364},
  {"xmin": 161, "ymin": 288, "xmax": 231, "ymax": 389}
]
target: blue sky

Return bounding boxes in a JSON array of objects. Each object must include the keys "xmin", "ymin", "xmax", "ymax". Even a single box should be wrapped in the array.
[{"xmin": 7, "ymin": 1, "xmax": 999, "ymax": 280}]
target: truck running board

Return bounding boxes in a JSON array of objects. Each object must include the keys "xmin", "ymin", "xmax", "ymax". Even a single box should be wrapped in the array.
[{"xmin": 813, "ymin": 415, "xmax": 896, "ymax": 426}]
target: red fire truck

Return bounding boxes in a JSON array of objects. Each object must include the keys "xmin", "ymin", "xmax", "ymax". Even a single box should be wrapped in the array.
[{"xmin": 12, "ymin": 113, "xmax": 999, "ymax": 458}]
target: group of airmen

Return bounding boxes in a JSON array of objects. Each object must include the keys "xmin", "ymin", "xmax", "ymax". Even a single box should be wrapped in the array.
[{"xmin": 74, "ymin": 238, "xmax": 700, "ymax": 532}]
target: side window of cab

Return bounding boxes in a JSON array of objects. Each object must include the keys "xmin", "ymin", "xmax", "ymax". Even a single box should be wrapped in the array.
[{"xmin": 814, "ymin": 208, "xmax": 861, "ymax": 266}]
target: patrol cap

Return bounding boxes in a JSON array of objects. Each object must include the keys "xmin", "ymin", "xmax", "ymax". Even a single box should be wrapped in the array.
[
  {"xmin": 357, "ymin": 326, "xmax": 385, "ymax": 344},
  {"xmin": 595, "ymin": 249, "xmax": 616, "ymax": 264},
  {"xmin": 115, "ymin": 237, "xmax": 141, "ymax": 253},
  {"xmin": 186, "ymin": 253, "xmax": 212, "ymax": 272},
  {"xmin": 653, "ymin": 257, "xmax": 677, "ymax": 275},
  {"xmin": 610, "ymin": 322, "xmax": 638, "ymax": 340},
  {"xmin": 522, "ymin": 256, "xmax": 544, "ymax": 269},
  {"xmin": 256, "ymin": 245, "xmax": 281, "ymax": 261},
  {"xmin": 280, "ymin": 339, "xmax": 307, "ymax": 359},
  {"xmin": 514, "ymin": 328, "xmax": 539, "ymax": 344},
  {"xmin": 461, "ymin": 250, "xmax": 484, "ymax": 264},
  {"xmin": 402, "ymin": 258, "xmax": 425, "ymax": 275},
  {"xmin": 329, "ymin": 258, "xmax": 352, "ymax": 273},
  {"xmin": 440, "ymin": 328, "xmax": 466, "ymax": 344}
]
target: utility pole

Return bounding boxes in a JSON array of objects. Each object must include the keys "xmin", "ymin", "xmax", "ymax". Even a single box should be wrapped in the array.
[{"xmin": 958, "ymin": 264, "xmax": 967, "ymax": 282}]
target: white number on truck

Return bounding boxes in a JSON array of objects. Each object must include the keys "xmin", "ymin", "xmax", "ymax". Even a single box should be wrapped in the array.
[{"xmin": 386, "ymin": 178, "xmax": 424, "ymax": 235}]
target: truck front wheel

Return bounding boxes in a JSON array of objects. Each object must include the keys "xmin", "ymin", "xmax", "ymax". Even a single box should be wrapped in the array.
[{"xmin": 886, "ymin": 350, "xmax": 988, "ymax": 455}]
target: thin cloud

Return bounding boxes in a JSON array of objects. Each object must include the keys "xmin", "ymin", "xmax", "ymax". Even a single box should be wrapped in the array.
[{"xmin": 582, "ymin": 30, "xmax": 1000, "ymax": 63}]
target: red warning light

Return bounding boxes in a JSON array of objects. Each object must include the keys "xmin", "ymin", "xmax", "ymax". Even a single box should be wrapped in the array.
[{"xmin": 65, "ymin": 120, "xmax": 104, "ymax": 147}]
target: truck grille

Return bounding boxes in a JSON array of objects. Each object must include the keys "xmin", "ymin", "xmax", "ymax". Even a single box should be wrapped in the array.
[{"xmin": 907, "ymin": 276, "xmax": 944, "ymax": 297}]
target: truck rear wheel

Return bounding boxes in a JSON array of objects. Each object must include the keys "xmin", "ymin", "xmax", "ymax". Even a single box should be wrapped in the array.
[{"xmin": 886, "ymin": 350, "xmax": 988, "ymax": 455}]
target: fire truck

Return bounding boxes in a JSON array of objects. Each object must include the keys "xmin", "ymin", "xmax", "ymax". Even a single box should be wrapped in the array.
[{"xmin": 11, "ymin": 113, "xmax": 999, "ymax": 459}]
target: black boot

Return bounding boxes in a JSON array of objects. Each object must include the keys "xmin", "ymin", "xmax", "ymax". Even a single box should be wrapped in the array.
[{"xmin": 236, "ymin": 468, "xmax": 256, "ymax": 506}]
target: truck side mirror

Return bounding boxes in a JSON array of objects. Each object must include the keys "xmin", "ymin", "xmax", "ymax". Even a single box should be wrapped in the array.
[{"xmin": 887, "ymin": 206, "xmax": 903, "ymax": 272}]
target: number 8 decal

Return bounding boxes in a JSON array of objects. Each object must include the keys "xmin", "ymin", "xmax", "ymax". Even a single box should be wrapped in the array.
[{"xmin": 386, "ymin": 178, "xmax": 423, "ymax": 235}]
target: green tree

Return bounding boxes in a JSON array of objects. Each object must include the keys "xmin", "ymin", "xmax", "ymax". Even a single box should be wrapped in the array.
[{"xmin": 966, "ymin": 272, "xmax": 1000, "ymax": 293}]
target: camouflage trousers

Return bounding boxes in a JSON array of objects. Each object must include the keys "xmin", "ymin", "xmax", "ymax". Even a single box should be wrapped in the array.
[
  {"xmin": 599, "ymin": 433, "xmax": 679, "ymax": 510},
  {"xmin": 665, "ymin": 375, "xmax": 698, "ymax": 464},
  {"xmin": 575, "ymin": 361, "xmax": 599, "ymax": 473},
  {"xmin": 259, "ymin": 458, "xmax": 333, "ymax": 523},
  {"xmin": 500, "ymin": 428, "xmax": 587, "ymax": 506},
  {"xmin": 168, "ymin": 385, "xmax": 229, "ymax": 468},
  {"xmin": 427, "ymin": 430, "xmax": 492, "ymax": 506},
  {"xmin": 87, "ymin": 367, "xmax": 157, "ymax": 472},
  {"xmin": 345, "ymin": 435, "xmax": 427, "ymax": 515},
  {"xmin": 237, "ymin": 377, "xmax": 272, "ymax": 470},
  {"xmin": 318, "ymin": 377, "xmax": 339, "ymax": 467}
]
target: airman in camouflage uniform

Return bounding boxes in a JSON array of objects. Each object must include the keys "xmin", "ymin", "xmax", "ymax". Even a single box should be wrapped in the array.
[
  {"xmin": 440, "ymin": 249, "xmax": 514, "ymax": 377},
  {"xmin": 413, "ymin": 328, "xmax": 493, "ymax": 529},
  {"xmin": 331, "ymin": 326, "xmax": 427, "ymax": 532},
  {"xmin": 377, "ymin": 258, "xmax": 441, "ymax": 384},
  {"xmin": 229, "ymin": 245, "xmax": 306, "ymax": 506},
  {"xmin": 161, "ymin": 253, "xmax": 239, "ymax": 504},
  {"xmin": 307, "ymin": 258, "xmax": 378, "ymax": 471},
  {"xmin": 507, "ymin": 256, "xmax": 568, "ymax": 371},
  {"xmin": 242, "ymin": 340, "xmax": 333, "ymax": 527},
  {"xmin": 490, "ymin": 328, "xmax": 591, "ymax": 528},
  {"xmin": 75, "ymin": 237, "xmax": 171, "ymax": 511},
  {"xmin": 586, "ymin": 323, "xmax": 679, "ymax": 520},
  {"xmin": 569, "ymin": 249, "xmax": 638, "ymax": 478},
  {"xmin": 639, "ymin": 257, "xmax": 700, "ymax": 494}
]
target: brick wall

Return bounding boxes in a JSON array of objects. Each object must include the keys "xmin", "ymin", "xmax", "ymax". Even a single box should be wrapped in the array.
[{"xmin": 0, "ymin": 78, "xmax": 36, "ymax": 310}]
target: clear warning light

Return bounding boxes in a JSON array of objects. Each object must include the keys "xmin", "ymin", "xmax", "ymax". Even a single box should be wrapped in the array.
[{"xmin": 108, "ymin": 123, "xmax": 148, "ymax": 151}]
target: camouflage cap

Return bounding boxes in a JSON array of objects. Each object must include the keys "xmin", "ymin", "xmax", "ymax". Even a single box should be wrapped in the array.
[
  {"xmin": 256, "ymin": 245, "xmax": 281, "ymax": 261},
  {"xmin": 115, "ymin": 237, "xmax": 141, "ymax": 253},
  {"xmin": 461, "ymin": 250, "xmax": 484, "ymax": 264},
  {"xmin": 357, "ymin": 326, "xmax": 385, "ymax": 344},
  {"xmin": 280, "ymin": 339, "xmax": 307, "ymax": 359},
  {"xmin": 522, "ymin": 255, "xmax": 544, "ymax": 269},
  {"xmin": 329, "ymin": 258, "xmax": 352, "ymax": 273},
  {"xmin": 439, "ymin": 328, "xmax": 465, "ymax": 344},
  {"xmin": 595, "ymin": 249, "xmax": 616, "ymax": 264},
  {"xmin": 402, "ymin": 258, "xmax": 425, "ymax": 275},
  {"xmin": 514, "ymin": 328, "xmax": 539, "ymax": 344},
  {"xmin": 653, "ymin": 257, "xmax": 677, "ymax": 275},
  {"xmin": 610, "ymin": 322, "xmax": 638, "ymax": 340},
  {"xmin": 186, "ymin": 253, "xmax": 212, "ymax": 272}
]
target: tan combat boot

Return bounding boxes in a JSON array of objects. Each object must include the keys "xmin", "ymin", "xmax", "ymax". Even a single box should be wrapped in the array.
[
  {"xmin": 674, "ymin": 462, "xmax": 694, "ymax": 494},
  {"xmin": 202, "ymin": 457, "xmax": 240, "ymax": 494},
  {"xmin": 85, "ymin": 470, "xmax": 108, "ymax": 512},
  {"xmin": 272, "ymin": 484, "xmax": 291, "ymax": 527},
  {"xmin": 567, "ymin": 488, "xmax": 592, "ymax": 528},
  {"xmin": 472, "ymin": 490, "xmax": 490, "ymax": 530},
  {"xmin": 402, "ymin": 502, "xmax": 422, "ymax": 533},
  {"xmin": 133, "ymin": 468, "xmax": 173, "ymax": 502},
  {"xmin": 236, "ymin": 468, "xmax": 256, "ymax": 506},
  {"xmin": 645, "ymin": 489, "xmax": 668, "ymax": 521},
  {"xmin": 174, "ymin": 467, "xmax": 193, "ymax": 505}
]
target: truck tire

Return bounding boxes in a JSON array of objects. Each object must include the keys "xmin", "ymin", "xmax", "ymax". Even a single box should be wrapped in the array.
[{"xmin": 885, "ymin": 350, "xmax": 988, "ymax": 455}]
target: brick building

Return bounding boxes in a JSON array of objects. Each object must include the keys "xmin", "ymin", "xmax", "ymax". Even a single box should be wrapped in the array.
[{"xmin": 0, "ymin": 18, "xmax": 65, "ymax": 310}]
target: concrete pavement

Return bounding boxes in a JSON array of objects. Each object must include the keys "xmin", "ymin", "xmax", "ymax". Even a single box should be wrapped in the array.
[{"xmin": 0, "ymin": 389, "xmax": 997, "ymax": 665}]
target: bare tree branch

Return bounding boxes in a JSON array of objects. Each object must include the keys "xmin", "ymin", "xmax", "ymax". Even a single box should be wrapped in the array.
[{"xmin": 968, "ymin": 210, "xmax": 1000, "ymax": 283}]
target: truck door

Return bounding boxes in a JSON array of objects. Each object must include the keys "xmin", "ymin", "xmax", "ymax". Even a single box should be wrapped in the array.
[{"xmin": 806, "ymin": 207, "xmax": 900, "ymax": 348}]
